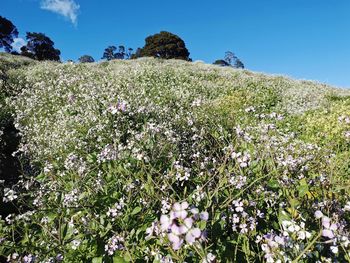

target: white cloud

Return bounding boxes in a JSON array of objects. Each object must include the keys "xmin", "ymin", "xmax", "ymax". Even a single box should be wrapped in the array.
[
  {"xmin": 40, "ymin": 0, "xmax": 80, "ymax": 25},
  {"xmin": 11, "ymin": 38, "xmax": 27, "ymax": 52}
]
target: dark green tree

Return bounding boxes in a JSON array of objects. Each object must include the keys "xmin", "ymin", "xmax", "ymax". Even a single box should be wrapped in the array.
[
  {"xmin": 214, "ymin": 51, "xmax": 244, "ymax": 68},
  {"xmin": 224, "ymin": 51, "xmax": 236, "ymax": 65},
  {"xmin": 78, "ymin": 55, "xmax": 95, "ymax": 63},
  {"xmin": 234, "ymin": 58, "xmax": 244, "ymax": 69},
  {"xmin": 102, "ymin": 46, "xmax": 117, "ymax": 61},
  {"xmin": 114, "ymin": 45, "xmax": 125, "ymax": 59},
  {"xmin": 102, "ymin": 45, "xmax": 133, "ymax": 60},
  {"xmin": 126, "ymin": 48, "xmax": 133, "ymax": 59},
  {"xmin": 0, "ymin": 16, "xmax": 18, "ymax": 52},
  {"xmin": 20, "ymin": 32, "xmax": 60, "ymax": 61},
  {"xmin": 213, "ymin": 59, "xmax": 230, "ymax": 67},
  {"xmin": 138, "ymin": 31, "xmax": 190, "ymax": 61},
  {"xmin": 131, "ymin": 48, "xmax": 142, "ymax": 59}
]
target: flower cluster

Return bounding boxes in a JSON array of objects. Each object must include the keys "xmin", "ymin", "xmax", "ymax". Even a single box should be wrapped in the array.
[
  {"xmin": 158, "ymin": 201, "xmax": 208, "ymax": 250},
  {"xmin": 105, "ymin": 234, "xmax": 124, "ymax": 255},
  {"xmin": 3, "ymin": 188, "xmax": 18, "ymax": 202}
]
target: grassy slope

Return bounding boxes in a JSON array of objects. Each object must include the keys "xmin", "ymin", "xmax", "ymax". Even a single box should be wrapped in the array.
[{"xmin": 1, "ymin": 54, "xmax": 350, "ymax": 262}]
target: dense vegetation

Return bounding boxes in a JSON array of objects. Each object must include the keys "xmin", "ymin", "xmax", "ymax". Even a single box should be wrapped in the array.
[{"xmin": 0, "ymin": 53, "xmax": 350, "ymax": 262}]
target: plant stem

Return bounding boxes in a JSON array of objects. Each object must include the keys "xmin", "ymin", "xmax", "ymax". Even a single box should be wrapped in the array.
[{"xmin": 292, "ymin": 231, "xmax": 322, "ymax": 263}]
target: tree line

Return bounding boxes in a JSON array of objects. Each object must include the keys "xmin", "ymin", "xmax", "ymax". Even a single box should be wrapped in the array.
[{"xmin": 0, "ymin": 15, "xmax": 244, "ymax": 68}]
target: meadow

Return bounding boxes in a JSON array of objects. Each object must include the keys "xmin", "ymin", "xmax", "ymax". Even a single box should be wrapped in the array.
[{"xmin": 1, "ymin": 53, "xmax": 350, "ymax": 262}]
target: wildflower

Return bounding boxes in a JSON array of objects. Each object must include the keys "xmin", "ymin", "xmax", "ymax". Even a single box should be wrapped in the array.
[
  {"xmin": 172, "ymin": 202, "xmax": 189, "ymax": 219},
  {"xmin": 3, "ymin": 188, "xmax": 17, "ymax": 202},
  {"xmin": 344, "ymin": 201, "xmax": 350, "ymax": 212},
  {"xmin": 202, "ymin": 253, "xmax": 216, "ymax": 263},
  {"xmin": 108, "ymin": 100, "xmax": 127, "ymax": 114},
  {"xmin": 314, "ymin": 210, "xmax": 323, "ymax": 219},
  {"xmin": 157, "ymin": 201, "xmax": 208, "ymax": 250},
  {"xmin": 233, "ymin": 200, "xmax": 244, "ymax": 212},
  {"xmin": 185, "ymin": 228, "xmax": 201, "ymax": 244},
  {"xmin": 23, "ymin": 254, "xmax": 35, "ymax": 263},
  {"xmin": 321, "ymin": 216, "xmax": 337, "ymax": 239},
  {"xmin": 71, "ymin": 239, "xmax": 81, "ymax": 250},
  {"xmin": 200, "ymin": 211, "xmax": 209, "ymax": 221},
  {"xmin": 330, "ymin": 245, "xmax": 338, "ymax": 254},
  {"xmin": 105, "ymin": 235, "xmax": 124, "ymax": 255},
  {"xmin": 56, "ymin": 254, "xmax": 64, "ymax": 261},
  {"xmin": 168, "ymin": 232, "xmax": 183, "ymax": 250}
]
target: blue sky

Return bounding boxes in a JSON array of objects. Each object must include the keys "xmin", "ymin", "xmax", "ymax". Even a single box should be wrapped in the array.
[{"xmin": 2, "ymin": 0, "xmax": 350, "ymax": 88}]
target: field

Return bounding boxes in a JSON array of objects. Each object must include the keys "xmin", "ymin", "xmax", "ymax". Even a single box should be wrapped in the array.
[{"xmin": 1, "ymin": 53, "xmax": 350, "ymax": 262}]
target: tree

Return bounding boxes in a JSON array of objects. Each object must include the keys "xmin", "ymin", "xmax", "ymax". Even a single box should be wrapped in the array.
[
  {"xmin": 0, "ymin": 16, "xmax": 18, "ymax": 52},
  {"xmin": 20, "ymin": 32, "xmax": 60, "ymax": 61},
  {"xmin": 224, "ymin": 51, "xmax": 236, "ymax": 65},
  {"xmin": 102, "ymin": 46, "xmax": 117, "ymax": 61},
  {"xmin": 115, "ymin": 45, "xmax": 125, "ymax": 59},
  {"xmin": 138, "ymin": 31, "xmax": 190, "ymax": 61},
  {"xmin": 234, "ymin": 58, "xmax": 244, "ymax": 69},
  {"xmin": 213, "ymin": 59, "xmax": 230, "ymax": 67},
  {"xmin": 131, "ymin": 48, "xmax": 142, "ymax": 59},
  {"xmin": 78, "ymin": 55, "xmax": 94, "ymax": 63},
  {"xmin": 213, "ymin": 51, "xmax": 244, "ymax": 69},
  {"xmin": 102, "ymin": 45, "xmax": 133, "ymax": 60}
]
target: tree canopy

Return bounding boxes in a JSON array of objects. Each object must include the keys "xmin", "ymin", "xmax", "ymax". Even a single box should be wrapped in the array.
[
  {"xmin": 20, "ymin": 32, "xmax": 60, "ymax": 61},
  {"xmin": 0, "ymin": 16, "xmax": 18, "ymax": 52},
  {"xmin": 213, "ymin": 59, "xmax": 230, "ymax": 67},
  {"xmin": 213, "ymin": 51, "xmax": 245, "ymax": 69},
  {"xmin": 137, "ymin": 31, "xmax": 190, "ymax": 61},
  {"xmin": 102, "ymin": 45, "xmax": 133, "ymax": 61},
  {"xmin": 78, "ymin": 55, "xmax": 95, "ymax": 63}
]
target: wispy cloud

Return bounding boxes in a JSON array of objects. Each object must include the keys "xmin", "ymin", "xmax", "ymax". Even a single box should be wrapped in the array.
[
  {"xmin": 40, "ymin": 0, "xmax": 80, "ymax": 25},
  {"xmin": 11, "ymin": 38, "xmax": 27, "ymax": 52}
]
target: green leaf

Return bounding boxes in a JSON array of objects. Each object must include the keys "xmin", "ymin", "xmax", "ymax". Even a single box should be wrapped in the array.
[
  {"xmin": 92, "ymin": 257, "xmax": 103, "ymax": 263},
  {"xmin": 267, "ymin": 179, "xmax": 279, "ymax": 190},
  {"xmin": 298, "ymin": 178, "xmax": 309, "ymax": 197},
  {"xmin": 131, "ymin": 206, "xmax": 142, "ymax": 215},
  {"xmin": 289, "ymin": 198, "xmax": 300, "ymax": 208},
  {"xmin": 113, "ymin": 256, "xmax": 127, "ymax": 263}
]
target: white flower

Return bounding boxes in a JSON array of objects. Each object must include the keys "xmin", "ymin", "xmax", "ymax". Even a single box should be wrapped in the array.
[
  {"xmin": 322, "ymin": 229, "xmax": 334, "ymax": 239},
  {"xmin": 297, "ymin": 230, "xmax": 311, "ymax": 240},
  {"xmin": 168, "ymin": 233, "xmax": 183, "ymax": 250},
  {"xmin": 160, "ymin": 215, "xmax": 172, "ymax": 231},
  {"xmin": 330, "ymin": 245, "xmax": 338, "ymax": 254},
  {"xmin": 3, "ymin": 188, "xmax": 18, "ymax": 202},
  {"xmin": 202, "ymin": 252, "xmax": 216, "ymax": 263},
  {"xmin": 71, "ymin": 240, "xmax": 81, "ymax": 250},
  {"xmin": 200, "ymin": 211, "xmax": 209, "ymax": 221},
  {"xmin": 314, "ymin": 210, "xmax": 323, "ymax": 219},
  {"xmin": 172, "ymin": 202, "xmax": 189, "ymax": 219},
  {"xmin": 185, "ymin": 228, "xmax": 201, "ymax": 244},
  {"xmin": 344, "ymin": 201, "xmax": 350, "ymax": 212}
]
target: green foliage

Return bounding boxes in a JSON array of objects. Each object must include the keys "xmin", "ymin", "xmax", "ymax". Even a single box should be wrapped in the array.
[
  {"xmin": 0, "ymin": 16, "xmax": 18, "ymax": 53},
  {"xmin": 78, "ymin": 55, "xmax": 95, "ymax": 63},
  {"xmin": 213, "ymin": 59, "xmax": 230, "ymax": 67},
  {"xmin": 20, "ymin": 32, "xmax": 61, "ymax": 61},
  {"xmin": 214, "ymin": 51, "xmax": 245, "ymax": 69},
  {"xmin": 102, "ymin": 46, "xmax": 133, "ymax": 61},
  {"xmin": 138, "ymin": 31, "xmax": 190, "ymax": 61}
]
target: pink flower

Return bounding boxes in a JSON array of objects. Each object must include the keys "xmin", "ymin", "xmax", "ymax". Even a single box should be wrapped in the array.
[
  {"xmin": 200, "ymin": 211, "xmax": 209, "ymax": 221},
  {"xmin": 185, "ymin": 228, "xmax": 201, "ymax": 244},
  {"xmin": 168, "ymin": 233, "xmax": 183, "ymax": 250},
  {"xmin": 173, "ymin": 202, "xmax": 189, "ymax": 219},
  {"xmin": 160, "ymin": 215, "xmax": 172, "ymax": 231},
  {"xmin": 322, "ymin": 229, "xmax": 334, "ymax": 239}
]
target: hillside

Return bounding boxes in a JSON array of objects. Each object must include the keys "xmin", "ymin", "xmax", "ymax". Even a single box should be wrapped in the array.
[{"xmin": 1, "ymin": 54, "xmax": 350, "ymax": 262}]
